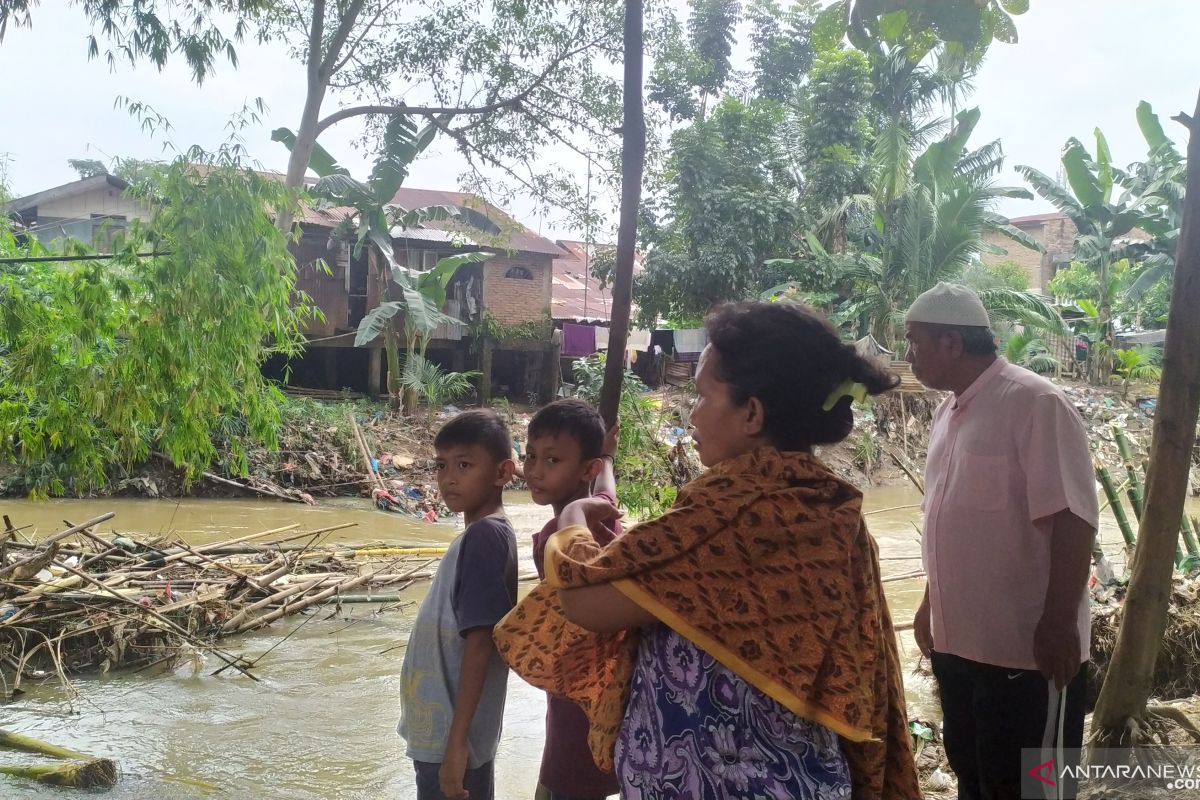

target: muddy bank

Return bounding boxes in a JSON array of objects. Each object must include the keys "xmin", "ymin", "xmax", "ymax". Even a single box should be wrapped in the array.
[{"xmin": 3, "ymin": 378, "xmax": 1186, "ymax": 506}]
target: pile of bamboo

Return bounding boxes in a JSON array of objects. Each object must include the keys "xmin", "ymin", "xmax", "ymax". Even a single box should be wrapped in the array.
[{"xmin": 0, "ymin": 513, "xmax": 445, "ymax": 688}]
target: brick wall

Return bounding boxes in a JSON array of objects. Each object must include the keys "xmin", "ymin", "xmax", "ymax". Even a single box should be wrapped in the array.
[
  {"xmin": 1039, "ymin": 217, "xmax": 1078, "ymax": 288},
  {"xmin": 981, "ymin": 229, "xmax": 1043, "ymax": 289},
  {"xmin": 981, "ymin": 217, "xmax": 1079, "ymax": 292},
  {"xmin": 482, "ymin": 254, "xmax": 553, "ymax": 326}
]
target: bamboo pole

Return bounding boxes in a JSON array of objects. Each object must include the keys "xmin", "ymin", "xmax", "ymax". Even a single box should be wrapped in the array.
[
  {"xmin": 1097, "ymin": 466, "xmax": 1137, "ymax": 548},
  {"xmin": 1112, "ymin": 427, "xmax": 1146, "ymax": 520},
  {"xmin": 0, "ymin": 760, "xmax": 119, "ymax": 789},
  {"xmin": 0, "ymin": 728, "xmax": 92, "ymax": 760},
  {"xmin": 220, "ymin": 575, "xmax": 326, "ymax": 632},
  {"xmin": 231, "ymin": 559, "xmax": 435, "ymax": 634},
  {"xmin": 349, "ymin": 414, "xmax": 387, "ymax": 493}
]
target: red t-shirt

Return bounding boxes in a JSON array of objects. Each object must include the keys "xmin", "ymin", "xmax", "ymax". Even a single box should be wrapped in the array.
[{"xmin": 532, "ymin": 490, "xmax": 621, "ymax": 797}]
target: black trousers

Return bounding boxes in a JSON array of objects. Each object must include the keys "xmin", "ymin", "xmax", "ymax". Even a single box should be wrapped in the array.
[
  {"xmin": 931, "ymin": 651, "xmax": 1087, "ymax": 800},
  {"xmin": 413, "ymin": 759, "xmax": 494, "ymax": 800}
]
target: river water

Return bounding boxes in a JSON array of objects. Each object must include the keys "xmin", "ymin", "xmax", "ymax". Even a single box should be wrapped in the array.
[{"xmin": 0, "ymin": 487, "xmax": 1131, "ymax": 799}]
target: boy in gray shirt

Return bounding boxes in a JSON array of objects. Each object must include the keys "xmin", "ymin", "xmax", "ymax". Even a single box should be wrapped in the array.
[{"xmin": 399, "ymin": 410, "xmax": 518, "ymax": 800}]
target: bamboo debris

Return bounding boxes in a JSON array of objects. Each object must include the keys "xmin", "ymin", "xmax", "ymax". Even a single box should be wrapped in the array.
[{"xmin": 0, "ymin": 515, "xmax": 443, "ymax": 686}]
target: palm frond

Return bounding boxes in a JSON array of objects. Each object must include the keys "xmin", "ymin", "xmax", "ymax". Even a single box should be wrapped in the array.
[
  {"xmin": 1014, "ymin": 165, "xmax": 1090, "ymax": 230},
  {"xmin": 977, "ymin": 288, "xmax": 1068, "ymax": 338}
]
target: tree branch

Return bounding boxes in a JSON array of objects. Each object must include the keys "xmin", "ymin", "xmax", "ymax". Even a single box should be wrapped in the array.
[
  {"xmin": 318, "ymin": 0, "xmax": 366, "ymax": 80},
  {"xmin": 306, "ymin": 0, "xmax": 325, "ymax": 85},
  {"xmin": 313, "ymin": 28, "xmax": 594, "ymax": 135}
]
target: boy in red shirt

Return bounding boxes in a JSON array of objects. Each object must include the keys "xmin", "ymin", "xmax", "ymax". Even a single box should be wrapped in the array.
[{"xmin": 524, "ymin": 399, "xmax": 620, "ymax": 800}]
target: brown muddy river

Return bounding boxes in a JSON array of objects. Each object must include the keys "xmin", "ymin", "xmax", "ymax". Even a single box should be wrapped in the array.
[{"xmin": 0, "ymin": 486, "xmax": 1131, "ymax": 798}]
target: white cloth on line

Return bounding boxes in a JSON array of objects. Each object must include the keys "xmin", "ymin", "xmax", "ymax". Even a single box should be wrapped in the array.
[
  {"xmin": 672, "ymin": 328, "xmax": 707, "ymax": 354},
  {"xmin": 595, "ymin": 326, "xmax": 610, "ymax": 350},
  {"xmin": 627, "ymin": 329, "xmax": 652, "ymax": 350}
]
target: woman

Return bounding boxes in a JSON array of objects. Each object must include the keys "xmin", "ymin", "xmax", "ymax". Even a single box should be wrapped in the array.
[{"xmin": 496, "ymin": 302, "xmax": 920, "ymax": 799}]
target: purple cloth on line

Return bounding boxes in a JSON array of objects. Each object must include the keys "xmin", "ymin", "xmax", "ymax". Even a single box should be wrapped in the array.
[{"xmin": 561, "ymin": 324, "xmax": 597, "ymax": 357}]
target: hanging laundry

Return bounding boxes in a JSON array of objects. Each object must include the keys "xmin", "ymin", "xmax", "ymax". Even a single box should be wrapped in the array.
[
  {"xmin": 627, "ymin": 329, "xmax": 652, "ymax": 351},
  {"xmin": 561, "ymin": 323, "xmax": 597, "ymax": 357},
  {"xmin": 594, "ymin": 325, "xmax": 610, "ymax": 350},
  {"xmin": 672, "ymin": 328, "xmax": 708, "ymax": 363}
]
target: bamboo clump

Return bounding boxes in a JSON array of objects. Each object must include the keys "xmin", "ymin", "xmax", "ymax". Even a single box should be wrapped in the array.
[{"xmin": 0, "ymin": 514, "xmax": 446, "ymax": 691}]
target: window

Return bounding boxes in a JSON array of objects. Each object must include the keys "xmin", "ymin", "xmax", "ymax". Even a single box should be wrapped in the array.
[
  {"xmin": 90, "ymin": 214, "xmax": 126, "ymax": 253},
  {"xmin": 505, "ymin": 266, "xmax": 534, "ymax": 280},
  {"xmin": 408, "ymin": 250, "xmax": 439, "ymax": 272}
]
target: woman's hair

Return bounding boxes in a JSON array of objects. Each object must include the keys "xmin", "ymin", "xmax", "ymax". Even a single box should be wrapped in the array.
[{"xmin": 705, "ymin": 301, "xmax": 900, "ymax": 449}]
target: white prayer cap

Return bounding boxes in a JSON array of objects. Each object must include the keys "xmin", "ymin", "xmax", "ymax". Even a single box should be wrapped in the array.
[{"xmin": 904, "ymin": 282, "xmax": 991, "ymax": 327}]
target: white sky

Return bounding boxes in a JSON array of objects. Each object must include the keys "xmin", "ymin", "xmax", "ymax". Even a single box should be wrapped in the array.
[{"xmin": 1, "ymin": 1, "xmax": 1197, "ymax": 237}]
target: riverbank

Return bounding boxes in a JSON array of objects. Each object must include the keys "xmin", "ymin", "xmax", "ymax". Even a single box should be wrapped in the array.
[{"xmin": 2, "ymin": 376, "xmax": 1181, "ymax": 505}]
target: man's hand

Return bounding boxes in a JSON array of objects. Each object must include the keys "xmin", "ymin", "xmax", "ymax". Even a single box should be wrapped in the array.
[
  {"xmin": 1034, "ymin": 612, "xmax": 1080, "ymax": 690},
  {"xmin": 439, "ymin": 741, "xmax": 470, "ymax": 800},
  {"xmin": 914, "ymin": 593, "xmax": 933, "ymax": 658},
  {"xmin": 602, "ymin": 420, "xmax": 621, "ymax": 459}
]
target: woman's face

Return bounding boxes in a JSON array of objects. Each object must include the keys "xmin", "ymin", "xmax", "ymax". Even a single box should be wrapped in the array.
[{"xmin": 690, "ymin": 345, "xmax": 764, "ymax": 468}]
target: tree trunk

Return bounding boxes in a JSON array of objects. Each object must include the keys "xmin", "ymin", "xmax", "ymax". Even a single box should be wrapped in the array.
[
  {"xmin": 597, "ymin": 0, "xmax": 646, "ymax": 427},
  {"xmin": 275, "ymin": 5, "xmax": 331, "ymax": 235},
  {"xmin": 371, "ymin": 252, "xmax": 403, "ymax": 407},
  {"xmin": 1091, "ymin": 89, "xmax": 1200, "ymax": 744}
]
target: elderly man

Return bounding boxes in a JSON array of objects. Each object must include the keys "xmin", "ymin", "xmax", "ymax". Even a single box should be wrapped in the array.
[{"xmin": 906, "ymin": 283, "xmax": 1098, "ymax": 800}]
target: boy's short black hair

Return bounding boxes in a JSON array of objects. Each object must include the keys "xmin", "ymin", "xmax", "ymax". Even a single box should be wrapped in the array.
[
  {"xmin": 433, "ymin": 409, "xmax": 512, "ymax": 463},
  {"xmin": 527, "ymin": 398, "xmax": 605, "ymax": 460}
]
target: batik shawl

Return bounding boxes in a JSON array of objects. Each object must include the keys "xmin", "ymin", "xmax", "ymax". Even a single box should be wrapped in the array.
[{"xmin": 493, "ymin": 447, "xmax": 920, "ymax": 799}]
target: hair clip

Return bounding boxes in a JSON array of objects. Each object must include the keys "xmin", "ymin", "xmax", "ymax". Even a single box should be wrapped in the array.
[{"xmin": 822, "ymin": 379, "xmax": 868, "ymax": 411}]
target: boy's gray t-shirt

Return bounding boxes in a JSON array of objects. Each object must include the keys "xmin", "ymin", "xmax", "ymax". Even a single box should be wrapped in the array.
[{"xmin": 398, "ymin": 515, "xmax": 518, "ymax": 767}]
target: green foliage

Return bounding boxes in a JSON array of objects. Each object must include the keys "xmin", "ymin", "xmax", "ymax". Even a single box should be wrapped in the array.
[
  {"xmin": 0, "ymin": 153, "xmax": 314, "ymax": 495},
  {"xmin": 399, "ymin": 355, "xmax": 479, "ymax": 410},
  {"xmin": 67, "ymin": 158, "xmax": 108, "ymax": 179},
  {"xmin": 0, "ymin": 1, "xmax": 268, "ymax": 84},
  {"xmin": 815, "ymin": 107, "xmax": 1050, "ymax": 347},
  {"xmin": 814, "ymin": 0, "xmax": 1028, "ymax": 64},
  {"xmin": 1003, "ymin": 330, "xmax": 1059, "ymax": 374},
  {"xmin": 1113, "ymin": 345, "xmax": 1162, "ymax": 398},
  {"xmin": 635, "ymin": 98, "xmax": 800, "ymax": 326},
  {"xmin": 572, "ymin": 355, "xmax": 679, "ymax": 519},
  {"xmin": 687, "ymin": 0, "xmax": 742, "ymax": 97},
  {"xmin": 798, "ymin": 48, "xmax": 875, "ymax": 212},
  {"xmin": 961, "ymin": 260, "xmax": 1030, "ymax": 291},
  {"xmin": 747, "ymin": 0, "xmax": 818, "ymax": 102},
  {"xmin": 476, "ymin": 313, "xmax": 554, "ymax": 344},
  {"xmin": 851, "ymin": 428, "xmax": 879, "ymax": 473}
]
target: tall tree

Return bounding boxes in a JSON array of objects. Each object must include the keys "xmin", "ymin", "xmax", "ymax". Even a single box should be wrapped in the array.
[
  {"xmin": 635, "ymin": 98, "xmax": 801, "ymax": 325},
  {"xmin": 747, "ymin": 0, "xmax": 817, "ymax": 103},
  {"xmin": 687, "ymin": 0, "xmax": 741, "ymax": 100},
  {"xmin": 797, "ymin": 47, "xmax": 874, "ymax": 214},
  {"xmin": 266, "ymin": 0, "xmax": 623, "ymax": 233},
  {"xmin": 1091, "ymin": 89, "xmax": 1200, "ymax": 749}
]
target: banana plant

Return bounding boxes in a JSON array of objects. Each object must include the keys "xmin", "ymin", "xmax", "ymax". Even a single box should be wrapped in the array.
[
  {"xmin": 1017, "ymin": 127, "xmax": 1148, "ymax": 383},
  {"xmin": 274, "ymin": 115, "xmax": 499, "ymax": 408},
  {"xmin": 1115, "ymin": 101, "xmax": 1186, "ymax": 304}
]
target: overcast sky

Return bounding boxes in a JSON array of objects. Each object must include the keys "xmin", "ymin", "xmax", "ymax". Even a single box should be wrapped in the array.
[{"xmin": 1, "ymin": 2, "xmax": 1197, "ymax": 238}]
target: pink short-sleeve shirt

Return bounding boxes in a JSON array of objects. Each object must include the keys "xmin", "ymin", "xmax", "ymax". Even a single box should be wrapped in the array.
[{"xmin": 923, "ymin": 359, "xmax": 1099, "ymax": 670}]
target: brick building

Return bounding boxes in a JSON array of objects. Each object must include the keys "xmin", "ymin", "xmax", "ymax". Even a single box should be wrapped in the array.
[{"xmin": 980, "ymin": 212, "xmax": 1078, "ymax": 293}]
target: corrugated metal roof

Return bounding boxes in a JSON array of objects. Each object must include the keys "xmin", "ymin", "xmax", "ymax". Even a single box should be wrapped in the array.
[
  {"xmin": 551, "ymin": 240, "xmax": 644, "ymax": 322},
  {"xmin": 388, "ymin": 188, "xmax": 568, "ymax": 257}
]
